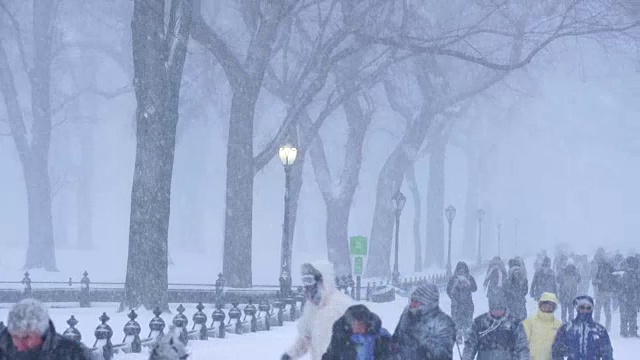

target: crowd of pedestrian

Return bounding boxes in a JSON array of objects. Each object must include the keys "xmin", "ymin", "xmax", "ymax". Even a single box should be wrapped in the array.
[{"xmin": 282, "ymin": 247, "xmax": 638, "ymax": 359}]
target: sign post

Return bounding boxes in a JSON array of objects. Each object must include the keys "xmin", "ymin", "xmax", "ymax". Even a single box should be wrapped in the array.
[{"xmin": 349, "ymin": 236, "xmax": 368, "ymax": 300}]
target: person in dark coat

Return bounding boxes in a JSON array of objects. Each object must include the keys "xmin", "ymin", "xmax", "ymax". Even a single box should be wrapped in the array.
[
  {"xmin": 592, "ymin": 256, "xmax": 615, "ymax": 331},
  {"xmin": 530, "ymin": 257, "xmax": 557, "ymax": 301},
  {"xmin": 322, "ymin": 305, "xmax": 392, "ymax": 360},
  {"xmin": 505, "ymin": 258, "xmax": 529, "ymax": 321},
  {"xmin": 556, "ymin": 259, "xmax": 581, "ymax": 323},
  {"xmin": 551, "ymin": 295, "xmax": 613, "ymax": 360},
  {"xmin": 619, "ymin": 256, "xmax": 640, "ymax": 337},
  {"xmin": 462, "ymin": 289, "xmax": 530, "ymax": 360},
  {"xmin": 446, "ymin": 261, "xmax": 477, "ymax": 342},
  {"xmin": 0, "ymin": 299, "xmax": 95, "ymax": 360},
  {"xmin": 393, "ymin": 283, "xmax": 456, "ymax": 360}
]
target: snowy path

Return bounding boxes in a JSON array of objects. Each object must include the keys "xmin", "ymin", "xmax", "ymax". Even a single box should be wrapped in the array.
[{"xmin": 2, "ymin": 264, "xmax": 639, "ymax": 359}]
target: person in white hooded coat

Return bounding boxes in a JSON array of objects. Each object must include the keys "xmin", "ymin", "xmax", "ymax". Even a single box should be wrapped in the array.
[{"xmin": 282, "ymin": 260, "xmax": 353, "ymax": 360}]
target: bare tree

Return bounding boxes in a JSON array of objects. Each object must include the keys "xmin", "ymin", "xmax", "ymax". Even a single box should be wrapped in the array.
[
  {"xmin": 364, "ymin": 0, "xmax": 637, "ymax": 276},
  {"xmin": 0, "ymin": 0, "xmax": 60, "ymax": 270},
  {"xmin": 191, "ymin": 0, "xmax": 293, "ymax": 287},
  {"xmin": 123, "ymin": 0, "xmax": 192, "ymax": 311}
]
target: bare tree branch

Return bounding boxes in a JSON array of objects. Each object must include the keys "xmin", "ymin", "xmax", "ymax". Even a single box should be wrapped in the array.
[{"xmin": 0, "ymin": 2, "xmax": 31, "ymax": 80}]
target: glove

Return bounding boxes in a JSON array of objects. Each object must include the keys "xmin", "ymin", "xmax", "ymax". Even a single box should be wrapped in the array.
[{"xmin": 281, "ymin": 354, "xmax": 292, "ymax": 360}]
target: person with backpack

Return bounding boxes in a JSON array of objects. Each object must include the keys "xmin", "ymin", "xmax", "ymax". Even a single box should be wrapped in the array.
[{"xmin": 322, "ymin": 304, "xmax": 393, "ymax": 360}]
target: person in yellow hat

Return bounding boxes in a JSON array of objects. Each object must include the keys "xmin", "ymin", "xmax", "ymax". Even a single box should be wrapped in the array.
[{"xmin": 523, "ymin": 292, "xmax": 562, "ymax": 360}]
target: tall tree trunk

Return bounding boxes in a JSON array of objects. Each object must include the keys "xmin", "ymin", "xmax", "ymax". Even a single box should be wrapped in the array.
[
  {"xmin": 406, "ymin": 164, "xmax": 422, "ymax": 272},
  {"xmin": 325, "ymin": 198, "xmax": 352, "ymax": 275},
  {"xmin": 222, "ymin": 89, "xmax": 259, "ymax": 287},
  {"xmin": 23, "ymin": 0, "xmax": 57, "ymax": 270},
  {"xmin": 462, "ymin": 157, "xmax": 480, "ymax": 260},
  {"xmin": 76, "ymin": 122, "xmax": 94, "ymax": 249},
  {"xmin": 365, "ymin": 113, "xmax": 433, "ymax": 277},
  {"xmin": 424, "ymin": 136, "xmax": 446, "ymax": 267},
  {"xmin": 23, "ymin": 161, "xmax": 57, "ymax": 270},
  {"xmin": 124, "ymin": 0, "xmax": 192, "ymax": 310}
]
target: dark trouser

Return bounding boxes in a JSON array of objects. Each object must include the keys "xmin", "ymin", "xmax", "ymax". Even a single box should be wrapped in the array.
[
  {"xmin": 594, "ymin": 289, "xmax": 612, "ymax": 330},
  {"xmin": 620, "ymin": 301, "xmax": 638, "ymax": 336},
  {"xmin": 561, "ymin": 301, "xmax": 574, "ymax": 323},
  {"xmin": 452, "ymin": 302, "xmax": 474, "ymax": 337}
]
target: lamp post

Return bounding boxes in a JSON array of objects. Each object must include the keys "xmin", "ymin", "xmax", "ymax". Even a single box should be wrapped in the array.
[
  {"xmin": 497, "ymin": 221, "xmax": 502, "ymax": 258},
  {"xmin": 278, "ymin": 144, "xmax": 297, "ymax": 297},
  {"xmin": 391, "ymin": 191, "xmax": 406, "ymax": 286},
  {"xmin": 445, "ymin": 205, "xmax": 457, "ymax": 277},
  {"xmin": 476, "ymin": 209, "xmax": 485, "ymax": 265},
  {"xmin": 514, "ymin": 218, "xmax": 519, "ymax": 256}
]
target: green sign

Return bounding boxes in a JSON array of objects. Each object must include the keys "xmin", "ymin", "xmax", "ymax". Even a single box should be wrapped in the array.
[
  {"xmin": 350, "ymin": 236, "xmax": 368, "ymax": 256},
  {"xmin": 353, "ymin": 256, "xmax": 364, "ymax": 275}
]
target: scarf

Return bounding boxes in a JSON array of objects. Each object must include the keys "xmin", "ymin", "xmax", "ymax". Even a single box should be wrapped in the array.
[{"xmin": 351, "ymin": 333, "xmax": 377, "ymax": 360}]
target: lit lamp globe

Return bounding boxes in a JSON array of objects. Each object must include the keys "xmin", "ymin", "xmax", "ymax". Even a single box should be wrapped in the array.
[{"xmin": 278, "ymin": 145, "xmax": 298, "ymax": 166}]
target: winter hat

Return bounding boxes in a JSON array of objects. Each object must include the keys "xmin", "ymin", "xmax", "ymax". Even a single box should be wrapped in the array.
[
  {"xmin": 508, "ymin": 259, "xmax": 519, "ymax": 268},
  {"xmin": 7, "ymin": 298, "xmax": 50, "ymax": 336},
  {"xmin": 410, "ymin": 283, "xmax": 439, "ymax": 306},
  {"xmin": 488, "ymin": 287, "xmax": 508, "ymax": 311},
  {"xmin": 148, "ymin": 326, "xmax": 188, "ymax": 360},
  {"xmin": 573, "ymin": 295, "xmax": 594, "ymax": 309}
]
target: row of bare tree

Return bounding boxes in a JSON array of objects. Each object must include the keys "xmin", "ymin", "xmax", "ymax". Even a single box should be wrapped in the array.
[{"xmin": 0, "ymin": 0, "xmax": 637, "ymax": 309}]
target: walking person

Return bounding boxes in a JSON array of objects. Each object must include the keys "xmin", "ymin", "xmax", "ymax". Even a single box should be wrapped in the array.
[
  {"xmin": 282, "ymin": 261, "xmax": 353, "ymax": 360},
  {"xmin": 619, "ymin": 256, "xmax": 640, "ymax": 338},
  {"xmin": 446, "ymin": 261, "xmax": 477, "ymax": 343},
  {"xmin": 462, "ymin": 289, "xmax": 530, "ymax": 360},
  {"xmin": 530, "ymin": 257, "xmax": 557, "ymax": 302},
  {"xmin": 551, "ymin": 295, "xmax": 613, "ymax": 360},
  {"xmin": 592, "ymin": 255, "xmax": 615, "ymax": 331},
  {"xmin": 484, "ymin": 257, "xmax": 508, "ymax": 308},
  {"xmin": 523, "ymin": 292, "xmax": 562, "ymax": 360},
  {"xmin": 505, "ymin": 258, "xmax": 529, "ymax": 321},
  {"xmin": 556, "ymin": 259, "xmax": 581, "ymax": 323},
  {"xmin": 322, "ymin": 305, "xmax": 393, "ymax": 360},
  {"xmin": 393, "ymin": 283, "xmax": 457, "ymax": 359},
  {"xmin": 0, "ymin": 299, "xmax": 94, "ymax": 360}
]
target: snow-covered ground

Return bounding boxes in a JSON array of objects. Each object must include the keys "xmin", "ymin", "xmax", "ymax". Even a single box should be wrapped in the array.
[{"xmin": 2, "ymin": 258, "xmax": 638, "ymax": 359}]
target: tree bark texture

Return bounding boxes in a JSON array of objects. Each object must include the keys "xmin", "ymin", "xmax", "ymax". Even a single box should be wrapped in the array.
[
  {"xmin": 462, "ymin": 157, "xmax": 480, "ymax": 260},
  {"xmin": 124, "ymin": 0, "xmax": 192, "ymax": 310},
  {"xmin": 424, "ymin": 135, "xmax": 447, "ymax": 267},
  {"xmin": 406, "ymin": 164, "xmax": 423, "ymax": 272}
]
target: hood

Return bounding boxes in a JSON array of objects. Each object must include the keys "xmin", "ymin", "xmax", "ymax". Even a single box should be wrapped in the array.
[
  {"xmin": 542, "ymin": 256, "xmax": 551, "ymax": 267},
  {"xmin": 341, "ymin": 305, "xmax": 382, "ymax": 335},
  {"xmin": 301, "ymin": 260, "xmax": 337, "ymax": 293},
  {"xmin": 455, "ymin": 261, "xmax": 469, "ymax": 274},
  {"xmin": 539, "ymin": 292, "xmax": 559, "ymax": 305}
]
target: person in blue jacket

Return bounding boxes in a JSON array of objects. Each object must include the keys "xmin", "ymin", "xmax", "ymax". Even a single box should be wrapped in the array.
[{"xmin": 551, "ymin": 295, "xmax": 613, "ymax": 360}]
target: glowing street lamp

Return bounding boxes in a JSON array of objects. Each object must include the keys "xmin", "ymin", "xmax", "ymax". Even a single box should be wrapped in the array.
[{"xmin": 278, "ymin": 144, "xmax": 297, "ymax": 297}]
